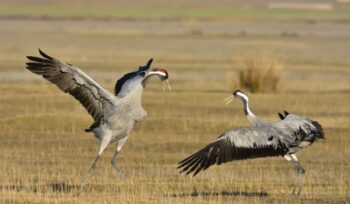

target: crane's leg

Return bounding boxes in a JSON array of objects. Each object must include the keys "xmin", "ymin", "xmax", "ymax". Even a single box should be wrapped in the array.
[
  {"xmin": 111, "ymin": 137, "xmax": 128, "ymax": 181},
  {"xmin": 284, "ymin": 154, "xmax": 305, "ymax": 196},
  {"xmin": 79, "ymin": 155, "xmax": 101, "ymax": 190},
  {"xmin": 111, "ymin": 150, "xmax": 127, "ymax": 181},
  {"xmin": 290, "ymin": 154, "xmax": 305, "ymax": 196},
  {"xmin": 79, "ymin": 132, "xmax": 112, "ymax": 190}
]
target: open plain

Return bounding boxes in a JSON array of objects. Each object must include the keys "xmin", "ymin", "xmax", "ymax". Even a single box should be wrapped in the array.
[{"xmin": 0, "ymin": 1, "xmax": 349, "ymax": 203}]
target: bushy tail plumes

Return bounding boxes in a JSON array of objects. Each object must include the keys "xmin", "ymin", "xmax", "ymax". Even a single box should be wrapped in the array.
[
  {"xmin": 298, "ymin": 120, "xmax": 324, "ymax": 146},
  {"xmin": 308, "ymin": 120, "xmax": 325, "ymax": 141}
]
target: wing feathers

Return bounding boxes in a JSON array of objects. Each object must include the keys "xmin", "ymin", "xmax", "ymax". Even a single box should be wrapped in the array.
[
  {"xmin": 39, "ymin": 48, "xmax": 53, "ymax": 60},
  {"xmin": 26, "ymin": 49, "xmax": 115, "ymax": 132},
  {"xmin": 178, "ymin": 133, "xmax": 287, "ymax": 176},
  {"xmin": 178, "ymin": 114, "xmax": 324, "ymax": 177}
]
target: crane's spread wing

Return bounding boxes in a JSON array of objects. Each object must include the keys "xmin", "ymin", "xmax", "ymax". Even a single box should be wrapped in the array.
[
  {"xmin": 178, "ymin": 127, "xmax": 289, "ymax": 176},
  {"xmin": 26, "ymin": 49, "xmax": 116, "ymax": 132}
]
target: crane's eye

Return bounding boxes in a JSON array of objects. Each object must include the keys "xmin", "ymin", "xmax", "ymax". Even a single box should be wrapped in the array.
[{"xmin": 139, "ymin": 71, "xmax": 146, "ymax": 77}]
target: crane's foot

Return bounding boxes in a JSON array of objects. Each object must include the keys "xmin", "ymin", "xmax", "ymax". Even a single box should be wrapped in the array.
[
  {"xmin": 290, "ymin": 170, "xmax": 304, "ymax": 196},
  {"xmin": 291, "ymin": 186, "xmax": 302, "ymax": 196},
  {"xmin": 111, "ymin": 161, "xmax": 129, "ymax": 182},
  {"xmin": 288, "ymin": 156, "xmax": 305, "ymax": 196},
  {"xmin": 78, "ymin": 155, "xmax": 101, "ymax": 191},
  {"xmin": 291, "ymin": 185, "xmax": 298, "ymax": 196},
  {"xmin": 111, "ymin": 148, "xmax": 131, "ymax": 184}
]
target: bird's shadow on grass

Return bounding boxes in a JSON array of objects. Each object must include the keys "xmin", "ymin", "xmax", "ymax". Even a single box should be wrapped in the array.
[
  {"xmin": 0, "ymin": 185, "xmax": 26, "ymax": 192},
  {"xmin": 49, "ymin": 182, "xmax": 79, "ymax": 193},
  {"xmin": 170, "ymin": 190, "xmax": 268, "ymax": 198},
  {"xmin": 0, "ymin": 182, "xmax": 79, "ymax": 193}
]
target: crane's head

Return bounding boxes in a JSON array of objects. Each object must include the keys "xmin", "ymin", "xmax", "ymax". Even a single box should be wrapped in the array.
[
  {"xmin": 142, "ymin": 68, "xmax": 171, "ymax": 90},
  {"xmin": 224, "ymin": 89, "xmax": 248, "ymax": 105},
  {"xmin": 148, "ymin": 68, "xmax": 169, "ymax": 81},
  {"xmin": 233, "ymin": 90, "xmax": 248, "ymax": 100}
]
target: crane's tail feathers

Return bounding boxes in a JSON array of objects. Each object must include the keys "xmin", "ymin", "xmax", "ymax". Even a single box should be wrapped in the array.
[
  {"xmin": 310, "ymin": 120, "xmax": 325, "ymax": 140},
  {"xmin": 297, "ymin": 120, "xmax": 324, "ymax": 147}
]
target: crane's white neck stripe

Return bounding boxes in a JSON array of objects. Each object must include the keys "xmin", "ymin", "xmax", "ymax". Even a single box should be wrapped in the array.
[
  {"xmin": 237, "ymin": 92, "xmax": 257, "ymax": 122},
  {"xmin": 236, "ymin": 92, "xmax": 248, "ymax": 102},
  {"xmin": 149, "ymin": 71, "xmax": 166, "ymax": 77}
]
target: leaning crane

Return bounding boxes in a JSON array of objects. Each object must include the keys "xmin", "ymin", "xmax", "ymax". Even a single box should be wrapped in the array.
[
  {"xmin": 26, "ymin": 49, "xmax": 170, "ymax": 189},
  {"xmin": 179, "ymin": 90, "xmax": 324, "ymax": 196}
]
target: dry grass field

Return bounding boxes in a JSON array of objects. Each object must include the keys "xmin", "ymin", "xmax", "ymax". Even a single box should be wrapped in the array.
[{"xmin": 0, "ymin": 1, "xmax": 350, "ymax": 203}]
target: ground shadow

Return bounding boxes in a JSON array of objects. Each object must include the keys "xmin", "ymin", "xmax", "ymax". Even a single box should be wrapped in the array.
[
  {"xmin": 0, "ymin": 185, "xmax": 25, "ymax": 192},
  {"xmin": 49, "ymin": 182, "xmax": 79, "ymax": 193},
  {"xmin": 0, "ymin": 182, "xmax": 79, "ymax": 193},
  {"xmin": 170, "ymin": 190, "xmax": 268, "ymax": 198}
]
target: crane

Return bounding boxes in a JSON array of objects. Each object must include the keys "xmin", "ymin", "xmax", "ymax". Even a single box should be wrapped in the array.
[
  {"xmin": 26, "ymin": 49, "xmax": 170, "ymax": 189},
  {"xmin": 178, "ymin": 90, "xmax": 324, "ymax": 196}
]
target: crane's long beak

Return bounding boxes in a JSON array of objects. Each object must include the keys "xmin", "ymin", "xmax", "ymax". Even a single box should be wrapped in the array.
[
  {"xmin": 162, "ymin": 79, "xmax": 172, "ymax": 91},
  {"xmin": 223, "ymin": 95, "xmax": 234, "ymax": 105}
]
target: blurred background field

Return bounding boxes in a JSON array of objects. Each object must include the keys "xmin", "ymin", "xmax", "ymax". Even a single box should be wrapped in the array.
[{"xmin": 0, "ymin": 0, "xmax": 349, "ymax": 203}]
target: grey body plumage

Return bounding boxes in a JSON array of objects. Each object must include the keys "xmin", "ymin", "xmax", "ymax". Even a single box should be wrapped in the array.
[
  {"xmin": 179, "ymin": 90, "xmax": 324, "ymax": 196},
  {"xmin": 26, "ymin": 49, "xmax": 169, "ymax": 189}
]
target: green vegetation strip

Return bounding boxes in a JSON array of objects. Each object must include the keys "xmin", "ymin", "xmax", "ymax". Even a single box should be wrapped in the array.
[{"xmin": 0, "ymin": 7, "xmax": 350, "ymax": 20}]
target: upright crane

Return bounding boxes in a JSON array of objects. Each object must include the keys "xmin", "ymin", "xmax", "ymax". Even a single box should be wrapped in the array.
[{"xmin": 26, "ymin": 49, "xmax": 170, "ymax": 189}]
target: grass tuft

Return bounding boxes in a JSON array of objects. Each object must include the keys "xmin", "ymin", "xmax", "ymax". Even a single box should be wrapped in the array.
[{"xmin": 234, "ymin": 55, "xmax": 283, "ymax": 93}]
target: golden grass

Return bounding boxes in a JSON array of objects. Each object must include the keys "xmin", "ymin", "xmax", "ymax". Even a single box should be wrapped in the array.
[
  {"xmin": 0, "ymin": 81, "xmax": 349, "ymax": 203},
  {"xmin": 234, "ymin": 55, "xmax": 284, "ymax": 93},
  {"xmin": 0, "ymin": 13, "xmax": 350, "ymax": 203}
]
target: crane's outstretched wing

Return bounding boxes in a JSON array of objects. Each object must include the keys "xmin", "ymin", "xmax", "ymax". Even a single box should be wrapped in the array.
[
  {"xmin": 178, "ymin": 127, "xmax": 289, "ymax": 176},
  {"xmin": 26, "ymin": 49, "xmax": 116, "ymax": 132}
]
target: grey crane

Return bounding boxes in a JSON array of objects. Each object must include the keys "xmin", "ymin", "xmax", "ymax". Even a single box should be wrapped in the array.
[
  {"xmin": 26, "ymin": 49, "xmax": 170, "ymax": 189},
  {"xmin": 178, "ymin": 90, "xmax": 324, "ymax": 196}
]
